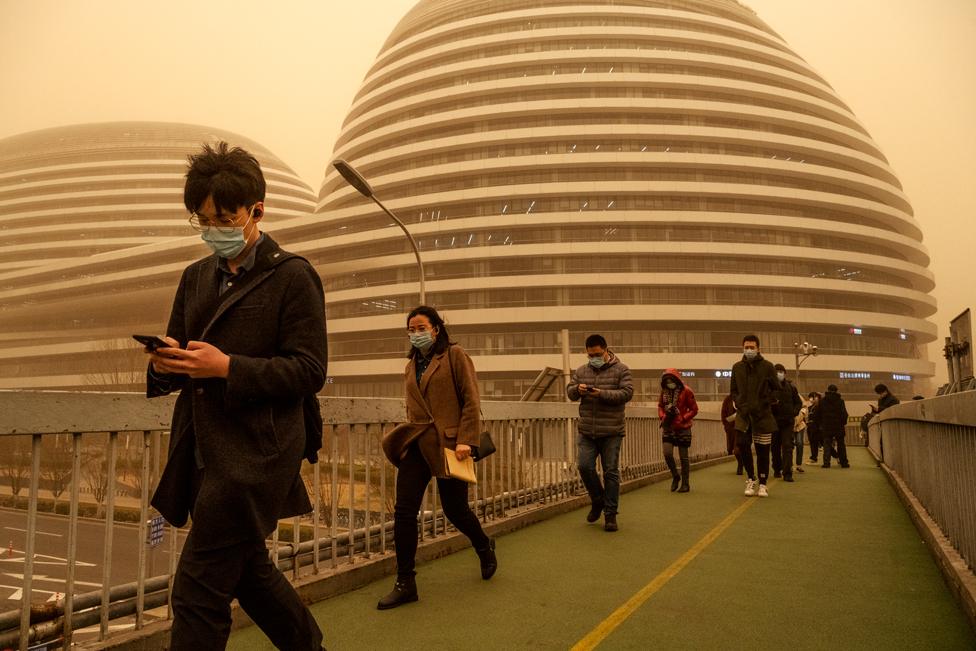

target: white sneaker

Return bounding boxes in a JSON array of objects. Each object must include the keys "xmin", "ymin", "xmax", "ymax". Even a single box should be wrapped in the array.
[
  {"xmin": 757, "ymin": 484, "xmax": 769, "ymax": 498},
  {"xmin": 744, "ymin": 479, "xmax": 756, "ymax": 497}
]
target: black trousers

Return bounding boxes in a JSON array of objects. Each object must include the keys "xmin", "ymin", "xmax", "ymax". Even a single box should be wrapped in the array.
[
  {"xmin": 821, "ymin": 432, "xmax": 849, "ymax": 467},
  {"xmin": 394, "ymin": 444, "xmax": 490, "ymax": 576},
  {"xmin": 808, "ymin": 428, "xmax": 822, "ymax": 461},
  {"xmin": 735, "ymin": 429, "xmax": 770, "ymax": 484},
  {"xmin": 774, "ymin": 420, "xmax": 795, "ymax": 477},
  {"xmin": 170, "ymin": 531, "xmax": 323, "ymax": 650}
]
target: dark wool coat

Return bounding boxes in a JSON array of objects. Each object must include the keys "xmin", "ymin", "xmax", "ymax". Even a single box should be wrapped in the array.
[
  {"xmin": 567, "ymin": 352, "xmax": 634, "ymax": 437},
  {"xmin": 720, "ymin": 394, "xmax": 737, "ymax": 454},
  {"xmin": 149, "ymin": 235, "xmax": 327, "ymax": 550},
  {"xmin": 382, "ymin": 344, "xmax": 481, "ymax": 478},
  {"xmin": 878, "ymin": 393, "xmax": 900, "ymax": 412},
  {"xmin": 771, "ymin": 379, "xmax": 803, "ymax": 425},
  {"xmin": 818, "ymin": 390, "xmax": 849, "ymax": 437},
  {"xmin": 730, "ymin": 353, "xmax": 778, "ymax": 434}
]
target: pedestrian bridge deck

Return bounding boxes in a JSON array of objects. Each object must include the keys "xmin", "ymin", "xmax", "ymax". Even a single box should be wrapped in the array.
[{"xmin": 229, "ymin": 448, "xmax": 975, "ymax": 650}]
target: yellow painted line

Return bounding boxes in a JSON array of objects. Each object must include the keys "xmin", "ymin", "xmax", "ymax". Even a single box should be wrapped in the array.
[{"xmin": 571, "ymin": 496, "xmax": 759, "ymax": 651}]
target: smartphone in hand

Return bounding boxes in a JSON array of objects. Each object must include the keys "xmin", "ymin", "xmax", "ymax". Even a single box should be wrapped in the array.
[{"xmin": 132, "ymin": 334, "xmax": 170, "ymax": 351}]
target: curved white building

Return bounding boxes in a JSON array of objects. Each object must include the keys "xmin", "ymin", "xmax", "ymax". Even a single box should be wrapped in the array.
[
  {"xmin": 0, "ymin": 122, "xmax": 316, "ymax": 390},
  {"xmin": 316, "ymin": 0, "xmax": 936, "ymax": 402}
]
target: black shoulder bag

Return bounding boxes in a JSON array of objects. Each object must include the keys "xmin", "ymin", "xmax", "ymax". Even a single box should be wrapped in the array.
[{"xmin": 446, "ymin": 345, "xmax": 496, "ymax": 461}]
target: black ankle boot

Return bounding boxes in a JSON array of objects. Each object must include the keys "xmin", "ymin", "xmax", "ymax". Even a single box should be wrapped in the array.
[
  {"xmin": 678, "ymin": 459, "xmax": 690, "ymax": 492},
  {"xmin": 586, "ymin": 498, "xmax": 604, "ymax": 523},
  {"xmin": 377, "ymin": 574, "xmax": 418, "ymax": 610},
  {"xmin": 475, "ymin": 539, "xmax": 497, "ymax": 580},
  {"xmin": 604, "ymin": 513, "xmax": 618, "ymax": 532},
  {"xmin": 665, "ymin": 457, "xmax": 679, "ymax": 491}
]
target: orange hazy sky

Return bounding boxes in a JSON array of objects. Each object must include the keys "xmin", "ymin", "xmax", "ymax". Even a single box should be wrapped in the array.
[{"xmin": 1, "ymin": 0, "xmax": 973, "ymax": 385}]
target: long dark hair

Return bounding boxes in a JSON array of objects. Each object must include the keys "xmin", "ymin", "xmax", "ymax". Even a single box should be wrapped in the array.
[{"xmin": 405, "ymin": 305, "xmax": 452, "ymax": 358}]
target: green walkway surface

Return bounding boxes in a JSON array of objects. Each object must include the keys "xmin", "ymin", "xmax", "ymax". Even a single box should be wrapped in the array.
[{"xmin": 229, "ymin": 448, "xmax": 975, "ymax": 650}]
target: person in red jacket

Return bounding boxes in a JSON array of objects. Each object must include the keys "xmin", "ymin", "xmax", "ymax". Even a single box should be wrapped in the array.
[{"xmin": 658, "ymin": 369, "xmax": 699, "ymax": 492}]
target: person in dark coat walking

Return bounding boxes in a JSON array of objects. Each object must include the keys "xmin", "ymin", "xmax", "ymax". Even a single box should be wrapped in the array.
[
  {"xmin": 145, "ymin": 143, "xmax": 327, "ymax": 650},
  {"xmin": 658, "ymin": 369, "xmax": 699, "ymax": 492},
  {"xmin": 720, "ymin": 393, "xmax": 745, "ymax": 475},
  {"xmin": 568, "ymin": 334, "xmax": 634, "ymax": 531},
  {"xmin": 818, "ymin": 385, "xmax": 849, "ymax": 468},
  {"xmin": 771, "ymin": 363, "xmax": 803, "ymax": 482},
  {"xmin": 730, "ymin": 335, "xmax": 778, "ymax": 497}
]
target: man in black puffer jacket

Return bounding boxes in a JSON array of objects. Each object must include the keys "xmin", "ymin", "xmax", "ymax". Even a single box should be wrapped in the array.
[{"xmin": 567, "ymin": 334, "xmax": 633, "ymax": 532}]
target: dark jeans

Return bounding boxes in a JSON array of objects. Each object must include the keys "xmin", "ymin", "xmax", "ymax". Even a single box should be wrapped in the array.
[
  {"xmin": 821, "ymin": 432, "xmax": 849, "ymax": 467},
  {"xmin": 774, "ymin": 420, "xmax": 795, "ymax": 477},
  {"xmin": 393, "ymin": 444, "xmax": 489, "ymax": 576},
  {"xmin": 170, "ymin": 532, "xmax": 322, "ymax": 650},
  {"xmin": 577, "ymin": 433, "xmax": 623, "ymax": 515},
  {"xmin": 735, "ymin": 429, "xmax": 771, "ymax": 485}
]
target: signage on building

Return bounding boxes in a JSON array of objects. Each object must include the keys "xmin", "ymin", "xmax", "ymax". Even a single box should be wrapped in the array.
[
  {"xmin": 849, "ymin": 327, "xmax": 863, "ymax": 335},
  {"xmin": 714, "ymin": 370, "xmax": 732, "ymax": 378},
  {"xmin": 839, "ymin": 372, "xmax": 871, "ymax": 380},
  {"xmin": 892, "ymin": 374, "xmax": 912, "ymax": 381}
]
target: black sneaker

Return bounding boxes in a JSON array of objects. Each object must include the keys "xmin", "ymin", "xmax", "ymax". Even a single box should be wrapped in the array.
[
  {"xmin": 604, "ymin": 514, "xmax": 618, "ymax": 532},
  {"xmin": 783, "ymin": 475, "xmax": 794, "ymax": 482}
]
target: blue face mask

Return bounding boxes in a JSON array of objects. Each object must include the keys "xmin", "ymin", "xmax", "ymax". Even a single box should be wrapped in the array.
[
  {"xmin": 201, "ymin": 222, "xmax": 249, "ymax": 259},
  {"xmin": 410, "ymin": 331, "xmax": 434, "ymax": 350},
  {"xmin": 589, "ymin": 356, "xmax": 606, "ymax": 369}
]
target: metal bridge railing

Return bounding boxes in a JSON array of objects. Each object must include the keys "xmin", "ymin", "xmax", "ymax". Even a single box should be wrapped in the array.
[{"xmin": 0, "ymin": 391, "xmax": 728, "ymax": 649}]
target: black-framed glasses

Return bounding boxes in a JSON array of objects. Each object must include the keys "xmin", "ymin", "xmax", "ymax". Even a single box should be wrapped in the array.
[{"xmin": 188, "ymin": 205, "xmax": 254, "ymax": 233}]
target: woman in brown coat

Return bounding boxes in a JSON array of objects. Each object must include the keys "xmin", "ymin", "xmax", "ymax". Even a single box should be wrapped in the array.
[{"xmin": 377, "ymin": 305, "xmax": 496, "ymax": 610}]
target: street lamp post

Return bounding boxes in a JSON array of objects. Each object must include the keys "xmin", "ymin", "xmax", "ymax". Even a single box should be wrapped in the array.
[
  {"xmin": 793, "ymin": 340, "xmax": 818, "ymax": 392},
  {"xmin": 332, "ymin": 159, "xmax": 426, "ymax": 305}
]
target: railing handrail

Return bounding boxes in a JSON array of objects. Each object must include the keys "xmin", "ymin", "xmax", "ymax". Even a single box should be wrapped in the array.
[{"xmin": 0, "ymin": 390, "xmax": 686, "ymax": 436}]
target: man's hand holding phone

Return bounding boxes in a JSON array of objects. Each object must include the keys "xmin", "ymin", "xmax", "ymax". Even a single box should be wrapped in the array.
[
  {"xmin": 579, "ymin": 383, "xmax": 600, "ymax": 396},
  {"xmin": 134, "ymin": 335, "xmax": 181, "ymax": 374},
  {"xmin": 141, "ymin": 336, "xmax": 231, "ymax": 380}
]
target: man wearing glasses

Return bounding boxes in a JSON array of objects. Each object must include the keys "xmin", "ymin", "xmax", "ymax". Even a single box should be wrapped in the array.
[
  {"xmin": 144, "ymin": 142, "xmax": 327, "ymax": 650},
  {"xmin": 567, "ymin": 334, "xmax": 634, "ymax": 532}
]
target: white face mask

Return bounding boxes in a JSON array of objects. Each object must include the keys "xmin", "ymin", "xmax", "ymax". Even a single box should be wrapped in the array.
[
  {"xmin": 777, "ymin": 372, "xmax": 786, "ymax": 381},
  {"xmin": 743, "ymin": 349, "xmax": 758, "ymax": 360}
]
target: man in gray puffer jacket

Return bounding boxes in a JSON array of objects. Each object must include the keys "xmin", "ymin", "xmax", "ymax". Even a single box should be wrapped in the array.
[{"xmin": 567, "ymin": 334, "xmax": 634, "ymax": 532}]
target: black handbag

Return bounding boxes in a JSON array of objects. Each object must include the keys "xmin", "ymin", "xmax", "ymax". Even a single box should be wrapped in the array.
[
  {"xmin": 447, "ymin": 345, "xmax": 496, "ymax": 461},
  {"xmin": 472, "ymin": 429, "xmax": 496, "ymax": 461}
]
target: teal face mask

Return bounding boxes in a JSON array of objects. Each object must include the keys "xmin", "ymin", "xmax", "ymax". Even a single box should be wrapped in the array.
[
  {"xmin": 589, "ymin": 356, "xmax": 606, "ymax": 369},
  {"xmin": 410, "ymin": 331, "xmax": 434, "ymax": 350}
]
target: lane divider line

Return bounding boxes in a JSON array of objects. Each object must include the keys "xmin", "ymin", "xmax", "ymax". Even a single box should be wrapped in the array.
[{"xmin": 571, "ymin": 496, "xmax": 759, "ymax": 650}]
